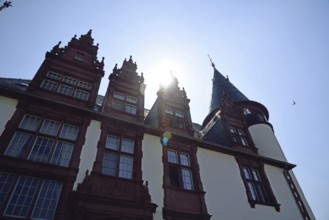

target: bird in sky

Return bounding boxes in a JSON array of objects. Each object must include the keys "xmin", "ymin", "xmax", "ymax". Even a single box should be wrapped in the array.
[{"xmin": 293, "ymin": 101, "xmax": 296, "ymax": 105}]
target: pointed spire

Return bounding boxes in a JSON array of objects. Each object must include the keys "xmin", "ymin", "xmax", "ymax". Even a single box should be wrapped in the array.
[
  {"xmin": 208, "ymin": 54, "xmax": 215, "ymax": 68},
  {"xmin": 202, "ymin": 57, "xmax": 249, "ymax": 127},
  {"xmin": 209, "ymin": 66, "xmax": 248, "ymax": 114},
  {"xmin": 113, "ymin": 63, "xmax": 118, "ymax": 71}
]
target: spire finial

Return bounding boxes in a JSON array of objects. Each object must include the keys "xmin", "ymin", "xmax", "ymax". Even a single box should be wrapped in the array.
[{"xmin": 208, "ymin": 54, "xmax": 215, "ymax": 68}]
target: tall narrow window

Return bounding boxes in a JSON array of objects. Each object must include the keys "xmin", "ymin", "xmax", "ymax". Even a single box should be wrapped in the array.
[
  {"xmin": 166, "ymin": 150, "xmax": 193, "ymax": 190},
  {"xmin": 0, "ymin": 172, "xmax": 15, "ymax": 209},
  {"xmin": 102, "ymin": 135, "xmax": 135, "ymax": 179},
  {"xmin": 31, "ymin": 180, "xmax": 62, "ymax": 220},
  {"xmin": 0, "ymin": 172, "xmax": 62, "ymax": 220},
  {"xmin": 237, "ymin": 159, "xmax": 280, "ymax": 211},
  {"xmin": 242, "ymin": 167, "xmax": 269, "ymax": 203},
  {"xmin": 4, "ymin": 176, "xmax": 40, "ymax": 218}
]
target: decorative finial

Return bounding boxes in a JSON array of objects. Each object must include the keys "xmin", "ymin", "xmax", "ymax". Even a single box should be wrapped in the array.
[
  {"xmin": 129, "ymin": 55, "xmax": 133, "ymax": 62},
  {"xmin": 113, "ymin": 63, "xmax": 118, "ymax": 71},
  {"xmin": 0, "ymin": 1, "xmax": 12, "ymax": 13},
  {"xmin": 208, "ymin": 54, "xmax": 215, "ymax": 68},
  {"xmin": 51, "ymin": 41, "xmax": 61, "ymax": 53}
]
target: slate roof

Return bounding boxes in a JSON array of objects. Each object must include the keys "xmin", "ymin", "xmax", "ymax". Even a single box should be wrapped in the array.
[
  {"xmin": 0, "ymin": 77, "xmax": 31, "ymax": 92},
  {"xmin": 209, "ymin": 67, "xmax": 248, "ymax": 114},
  {"xmin": 201, "ymin": 66, "xmax": 249, "ymax": 146}
]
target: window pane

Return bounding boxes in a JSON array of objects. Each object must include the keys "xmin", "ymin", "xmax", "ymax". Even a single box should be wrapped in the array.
[
  {"xmin": 125, "ymin": 104, "xmax": 137, "ymax": 115},
  {"xmin": 182, "ymin": 168, "xmax": 193, "ymax": 190},
  {"xmin": 126, "ymin": 95, "xmax": 137, "ymax": 104},
  {"xmin": 240, "ymin": 137, "xmax": 249, "ymax": 146},
  {"xmin": 252, "ymin": 169, "xmax": 261, "ymax": 182},
  {"xmin": 169, "ymin": 166, "xmax": 180, "ymax": 188},
  {"xmin": 4, "ymin": 176, "xmax": 39, "ymax": 218},
  {"xmin": 60, "ymin": 124, "xmax": 79, "ymax": 141},
  {"xmin": 167, "ymin": 150, "xmax": 178, "ymax": 164},
  {"xmin": 165, "ymin": 108, "xmax": 174, "ymax": 115},
  {"xmin": 256, "ymin": 184, "xmax": 268, "ymax": 203},
  {"xmin": 247, "ymin": 182, "xmax": 257, "ymax": 201},
  {"xmin": 0, "ymin": 172, "xmax": 15, "ymax": 209},
  {"xmin": 40, "ymin": 119, "xmax": 60, "ymax": 136},
  {"xmin": 243, "ymin": 107, "xmax": 251, "ymax": 115},
  {"xmin": 229, "ymin": 127, "xmax": 236, "ymax": 134},
  {"xmin": 112, "ymin": 100, "xmax": 124, "ymax": 111},
  {"xmin": 75, "ymin": 53, "xmax": 85, "ymax": 62},
  {"xmin": 19, "ymin": 115, "xmax": 41, "ymax": 131},
  {"xmin": 5, "ymin": 132, "xmax": 33, "ymax": 158},
  {"xmin": 237, "ymin": 129, "xmax": 244, "ymax": 136},
  {"xmin": 119, "ymin": 155, "xmax": 133, "ymax": 179},
  {"xmin": 232, "ymin": 136, "xmax": 239, "ymax": 144},
  {"xmin": 32, "ymin": 180, "xmax": 62, "ymax": 220},
  {"xmin": 180, "ymin": 153, "xmax": 190, "ymax": 166},
  {"xmin": 28, "ymin": 137, "xmax": 54, "ymax": 163},
  {"xmin": 176, "ymin": 118, "xmax": 185, "ymax": 129},
  {"xmin": 175, "ymin": 110, "xmax": 184, "ymax": 118},
  {"xmin": 243, "ymin": 167, "xmax": 251, "ymax": 180},
  {"xmin": 50, "ymin": 142, "xmax": 73, "ymax": 167},
  {"xmin": 102, "ymin": 152, "xmax": 118, "ymax": 176},
  {"xmin": 106, "ymin": 135, "xmax": 119, "ymax": 150},
  {"xmin": 121, "ymin": 138, "xmax": 134, "ymax": 153},
  {"xmin": 114, "ymin": 92, "xmax": 125, "ymax": 100}
]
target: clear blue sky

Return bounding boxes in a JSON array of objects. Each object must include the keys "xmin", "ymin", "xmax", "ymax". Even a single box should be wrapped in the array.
[{"xmin": 1, "ymin": 1, "xmax": 328, "ymax": 219}]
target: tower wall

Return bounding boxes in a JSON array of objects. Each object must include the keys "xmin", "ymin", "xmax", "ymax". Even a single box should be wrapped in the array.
[
  {"xmin": 248, "ymin": 124, "xmax": 287, "ymax": 161},
  {"xmin": 197, "ymin": 147, "xmax": 306, "ymax": 220}
]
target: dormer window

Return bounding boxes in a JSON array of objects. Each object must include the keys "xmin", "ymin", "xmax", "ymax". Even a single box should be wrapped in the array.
[
  {"xmin": 74, "ymin": 52, "xmax": 85, "ymax": 62},
  {"xmin": 164, "ymin": 108, "xmax": 185, "ymax": 129},
  {"xmin": 243, "ymin": 107, "xmax": 268, "ymax": 126},
  {"xmin": 243, "ymin": 107, "xmax": 251, "ymax": 115},
  {"xmin": 229, "ymin": 126, "xmax": 249, "ymax": 147},
  {"xmin": 40, "ymin": 72, "xmax": 91, "ymax": 102},
  {"xmin": 112, "ymin": 91, "xmax": 137, "ymax": 115}
]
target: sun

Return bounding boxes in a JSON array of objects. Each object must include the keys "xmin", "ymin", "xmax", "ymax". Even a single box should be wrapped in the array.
[{"xmin": 152, "ymin": 58, "xmax": 179, "ymax": 88}]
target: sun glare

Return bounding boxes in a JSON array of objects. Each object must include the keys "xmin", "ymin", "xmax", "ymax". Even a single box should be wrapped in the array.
[{"xmin": 152, "ymin": 59, "xmax": 178, "ymax": 87}]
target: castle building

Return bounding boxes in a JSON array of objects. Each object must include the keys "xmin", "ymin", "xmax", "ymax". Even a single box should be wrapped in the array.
[{"xmin": 0, "ymin": 31, "xmax": 314, "ymax": 220}]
